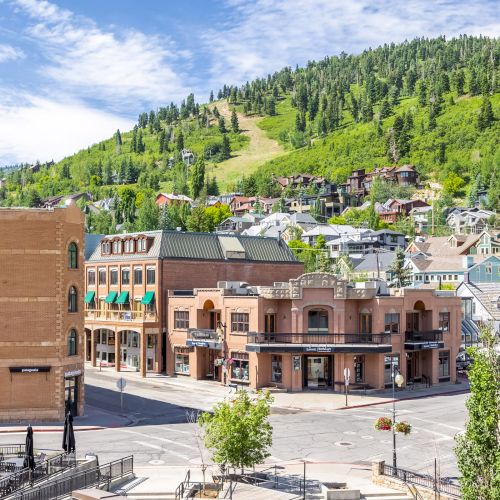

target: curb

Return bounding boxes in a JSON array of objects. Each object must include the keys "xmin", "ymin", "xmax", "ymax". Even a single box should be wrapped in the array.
[
  {"xmin": 338, "ymin": 388, "xmax": 470, "ymax": 410},
  {"xmin": 0, "ymin": 426, "xmax": 105, "ymax": 434}
]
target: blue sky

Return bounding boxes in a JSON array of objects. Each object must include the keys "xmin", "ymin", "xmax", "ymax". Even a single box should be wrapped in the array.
[{"xmin": 0, "ymin": 0, "xmax": 498, "ymax": 167}]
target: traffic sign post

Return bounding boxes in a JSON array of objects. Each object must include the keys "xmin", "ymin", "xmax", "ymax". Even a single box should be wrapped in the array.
[
  {"xmin": 343, "ymin": 368, "xmax": 350, "ymax": 407},
  {"xmin": 116, "ymin": 377, "xmax": 127, "ymax": 411}
]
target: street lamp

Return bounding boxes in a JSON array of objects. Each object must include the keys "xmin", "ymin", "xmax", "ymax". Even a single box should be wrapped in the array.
[
  {"xmin": 216, "ymin": 321, "xmax": 227, "ymax": 386},
  {"xmin": 392, "ymin": 365, "xmax": 404, "ymax": 469}
]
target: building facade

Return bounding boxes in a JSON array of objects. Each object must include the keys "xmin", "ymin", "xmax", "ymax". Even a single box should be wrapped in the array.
[
  {"xmin": 0, "ymin": 203, "xmax": 85, "ymax": 421},
  {"xmin": 167, "ymin": 273, "xmax": 461, "ymax": 391},
  {"xmin": 84, "ymin": 231, "xmax": 303, "ymax": 377}
]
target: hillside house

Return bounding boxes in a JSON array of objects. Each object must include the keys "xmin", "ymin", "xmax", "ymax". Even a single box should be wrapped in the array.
[
  {"xmin": 155, "ymin": 193, "xmax": 193, "ymax": 207},
  {"xmin": 446, "ymin": 208, "xmax": 496, "ymax": 235}
]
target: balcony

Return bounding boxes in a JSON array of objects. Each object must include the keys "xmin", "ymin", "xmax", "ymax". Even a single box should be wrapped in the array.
[
  {"xmin": 186, "ymin": 329, "xmax": 222, "ymax": 349},
  {"xmin": 404, "ymin": 330, "xmax": 444, "ymax": 350},
  {"xmin": 246, "ymin": 332, "xmax": 392, "ymax": 354},
  {"xmin": 85, "ymin": 310, "xmax": 158, "ymax": 323}
]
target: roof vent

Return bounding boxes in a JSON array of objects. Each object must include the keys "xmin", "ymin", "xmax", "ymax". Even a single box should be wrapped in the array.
[{"xmin": 218, "ymin": 236, "xmax": 246, "ymax": 259}]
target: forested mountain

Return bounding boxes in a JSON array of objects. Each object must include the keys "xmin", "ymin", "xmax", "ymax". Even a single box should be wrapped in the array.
[{"xmin": 0, "ymin": 35, "xmax": 498, "ymax": 231}]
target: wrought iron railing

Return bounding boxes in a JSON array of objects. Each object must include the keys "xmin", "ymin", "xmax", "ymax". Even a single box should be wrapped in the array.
[
  {"xmin": 0, "ymin": 446, "xmax": 25, "ymax": 460},
  {"xmin": 382, "ymin": 464, "xmax": 461, "ymax": 498},
  {"xmin": 85, "ymin": 309, "xmax": 157, "ymax": 322},
  {"xmin": 247, "ymin": 332, "xmax": 391, "ymax": 345},
  {"xmin": 2, "ymin": 455, "xmax": 133, "ymax": 500},
  {"xmin": 405, "ymin": 330, "xmax": 443, "ymax": 342}
]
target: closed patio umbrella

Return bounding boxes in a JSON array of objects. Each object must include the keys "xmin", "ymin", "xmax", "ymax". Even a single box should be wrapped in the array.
[
  {"xmin": 62, "ymin": 412, "xmax": 75, "ymax": 454},
  {"xmin": 23, "ymin": 425, "xmax": 35, "ymax": 471}
]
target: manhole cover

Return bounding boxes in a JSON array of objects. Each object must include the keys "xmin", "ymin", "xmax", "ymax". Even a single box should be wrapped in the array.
[
  {"xmin": 334, "ymin": 441, "xmax": 354, "ymax": 447},
  {"xmin": 149, "ymin": 460, "xmax": 164, "ymax": 465}
]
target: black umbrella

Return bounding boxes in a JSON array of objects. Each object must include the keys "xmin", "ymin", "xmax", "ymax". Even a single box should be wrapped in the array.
[
  {"xmin": 23, "ymin": 425, "xmax": 35, "ymax": 471},
  {"xmin": 62, "ymin": 412, "xmax": 75, "ymax": 454}
]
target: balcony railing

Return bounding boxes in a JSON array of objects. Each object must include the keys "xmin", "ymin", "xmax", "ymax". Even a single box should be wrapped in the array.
[
  {"xmin": 187, "ymin": 329, "xmax": 220, "ymax": 341},
  {"xmin": 247, "ymin": 332, "xmax": 391, "ymax": 345},
  {"xmin": 405, "ymin": 330, "xmax": 443, "ymax": 342},
  {"xmin": 85, "ymin": 310, "xmax": 157, "ymax": 322}
]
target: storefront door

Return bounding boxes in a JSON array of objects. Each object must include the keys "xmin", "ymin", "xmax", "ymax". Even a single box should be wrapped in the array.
[
  {"xmin": 304, "ymin": 356, "xmax": 332, "ymax": 389},
  {"xmin": 65, "ymin": 377, "xmax": 78, "ymax": 416}
]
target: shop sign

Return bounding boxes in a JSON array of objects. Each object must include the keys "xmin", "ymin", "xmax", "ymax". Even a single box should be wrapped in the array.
[
  {"xmin": 191, "ymin": 330, "xmax": 213, "ymax": 340},
  {"xmin": 9, "ymin": 366, "xmax": 51, "ymax": 373},
  {"xmin": 191, "ymin": 341, "xmax": 209, "ymax": 347},
  {"xmin": 420, "ymin": 342, "xmax": 439, "ymax": 349},
  {"xmin": 292, "ymin": 356, "xmax": 301, "ymax": 371},
  {"xmin": 305, "ymin": 346, "xmax": 333, "ymax": 353},
  {"xmin": 64, "ymin": 369, "xmax": 82, "ymax": 378}
]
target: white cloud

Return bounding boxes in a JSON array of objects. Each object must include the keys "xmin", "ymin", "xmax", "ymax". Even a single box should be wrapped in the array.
[
  {"xmin": 205, "ymin": 0, "xmax": 500, "ymax": 88},
  {"xmin": 13, "ymin": 0, "xmax": 191, "ymax": 106},
  {"xmin": 0, "ymin": 43, "xmax": 25, "ymax": 63},
  {"xmin": 0, "ymin": 92, "xmax": 133, "ymax": 165}
]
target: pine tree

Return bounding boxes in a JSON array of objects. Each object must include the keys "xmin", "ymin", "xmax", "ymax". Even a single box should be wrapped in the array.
[
  {"xmin": 60, "ymin": 163, "xmax": 70, "ymax": 179},
  {"xmin": 268, "ymin": 97, "xmax": 276, "ymax": 116},
  {"xmin": 477, "ymin": 95, "xmax": 494, "ymax": 131},
  {"xmin": 176, "ymin": 131, "xmax": 184, "ymax": 151},
  {"xmin": 387, "ymin": 247, "xmax": 412, "ymax": 287},
  {"xmin": 115, "ymin": 129, "xmax": 122, "ymax": 154},
  {"xmin": 209, "ymin": 90, "xmax": 214, "ymax": 103},
  {"xmin": 130, "ymin": 126, "xmax": 137, "ymax": 153},
  {"xmin": 218, "ymin": 116, "xmax": 227, "ymax": 133},
  {"xmin": 190, "ymin": 158, "xmax": 205, "ymax": 200},
  {"xmin": 136, "ymin": 129, "xmax": 145, "ymax": 153},
  {"xmin": 221, "ymin": 135, "xmax": 231, "ymax": 160},
  {"xmin": 159, "ymin": 129, "xmax": 166, "ymax": 153},
  {"xmin": 379, "ymin": 98, "xmax": 392, "ymax": 119},
  {"xmin": 103, "ymin": 161, "xmax": 113, "ymax": 185},
  {"xmin": 230, "ymin": 110, "xmax": 239, "ymax": 133}
]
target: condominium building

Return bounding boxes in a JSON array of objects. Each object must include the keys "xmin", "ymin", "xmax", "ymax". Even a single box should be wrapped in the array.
[
  {"xmin": 0, "ymin": 203, "xmax": 85, "ymax": 421},
  {"xmin": 168, "ymin": 273, "xmax": 461, "ymax": 391},
  {"xmin": 84, "ymin": 231, "xmax": 303, "ymax": 376}
]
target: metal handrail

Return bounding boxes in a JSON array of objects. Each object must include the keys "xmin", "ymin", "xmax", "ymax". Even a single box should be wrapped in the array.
[
  {"xmin": 247, "ymin": 332, "xmax": 391, "ymax": 345},
  {"xmin": 0, "ymin": 446, "xmax": 25, "ymax": 460}
]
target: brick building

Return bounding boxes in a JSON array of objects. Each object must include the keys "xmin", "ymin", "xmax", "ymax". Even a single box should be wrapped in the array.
[
  {"xmin": 0, "ymin": 203, "xmax": 85, "ymax": 421},
  {"xmin": 168, "ymin": 273, "xmax": 461, "ymax": 391},
  {"xmin": 84, "ymin": 231, "xmax": 303, "ymax": 376}
]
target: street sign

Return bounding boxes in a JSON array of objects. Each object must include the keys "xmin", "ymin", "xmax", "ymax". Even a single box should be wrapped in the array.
[
  {"xmin": 116, "ymin": 377, "xmax": 127, "ymax": 391},
  {"xmin": 343, "ymin": 368, "xmax": 350, "ymax": 383}
]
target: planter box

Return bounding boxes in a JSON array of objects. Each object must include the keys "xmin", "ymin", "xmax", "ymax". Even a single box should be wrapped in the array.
[{"xmin": 321, "ymin": 482, "xmax": 360, "ymax": 500}]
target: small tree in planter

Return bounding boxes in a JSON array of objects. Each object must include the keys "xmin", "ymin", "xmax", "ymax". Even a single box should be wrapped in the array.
[
  {"xmin": 374, "ymin": 417, "xmax": 392, "ymax": 431},
  {"xmin": 198, "ymin": 390, "xmax": 273, "ymax": 474}
]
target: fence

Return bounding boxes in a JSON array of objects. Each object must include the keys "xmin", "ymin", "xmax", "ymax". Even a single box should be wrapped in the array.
[
  {"xmin": 0, "ymin": 446, "xmax": 25, "ymax": 461},
  {"xmin": 382, "ymin": 464, "xmax": 461, "ymax": 498},
  {"xmin": 1, "ymin": 455, "xmax": 133, "ymax": 500}
]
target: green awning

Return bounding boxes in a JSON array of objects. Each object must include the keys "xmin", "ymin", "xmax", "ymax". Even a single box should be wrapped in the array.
[
  {"xmin": 84, "ymin": 291, "xmax": 95, "ymax": 304},
  {"xmin": 104, "ymin": 291, "xmax": 118, "ymax": 303},
  {"xmin": 141, "ymin": 291, "xmax": 155, "ymax": 305},
  {"xmin": 116, "ymin": 291, "xmax": 129, "ymax": 305}
]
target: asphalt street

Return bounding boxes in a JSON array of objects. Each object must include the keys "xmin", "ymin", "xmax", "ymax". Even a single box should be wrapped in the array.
[{"xmin": 0, "ymin": 369, "xmax": 467, "ymax": 480}]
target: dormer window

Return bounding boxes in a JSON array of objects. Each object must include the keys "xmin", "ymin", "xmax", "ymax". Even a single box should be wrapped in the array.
[
  {"xmin": 137, "ymin": 238, "xmax": 147, "ymax": 252},
  {"xmin": 101, "ymin": 241, "xmax": 111, "ymax": 254},
  {"xmin": 124, "ymin": 239, "xmax": 135, "ymax": 253},
  {"xmin": 112, "ymin": 240, "xmax": 122, "ymax": 254}
]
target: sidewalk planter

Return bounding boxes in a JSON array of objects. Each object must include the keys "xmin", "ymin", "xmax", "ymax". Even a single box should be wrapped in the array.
[
  {"xmin": 374, "ymin": 417, "xmax": 392, "ymax": 431},
  {"xmin": 394, "ymin": 421, "xmax": 412, "ymax": 435},
  {"xmin": 321, "ymin": 482, "xmax": 360, "ymax": 500}
]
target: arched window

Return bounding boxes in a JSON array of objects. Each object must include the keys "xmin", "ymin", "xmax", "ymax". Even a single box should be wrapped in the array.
[
  {"xmin": 308, "ymin": 309, "xmax": 328, "ymax": 333},
  {"xmin": 68, "ymin": 329, "xmax": 77, "ymax": 356},
  {"xmin": 68, "ymin": 242, "xmax": 78, "ymax": 269},
  {"xmin": 68, "ymin": 286, "xmax": 78, "ymax": 312}
]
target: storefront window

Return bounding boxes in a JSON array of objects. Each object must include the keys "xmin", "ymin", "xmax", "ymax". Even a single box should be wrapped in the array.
[
  {"xmin": 439, "ymin": 312, "xmax": 450, "ymax": 332},
  {"xmin": 122, "ymin": 268, "xmax": 130, "ymax": 285},
  {"xmin": 308, "ymin": 310, "xmax": 328, "ymax": 332},
  {"xmin": 175, "ymin": 348, "xmax": 191, "ymax": 374},
  {"xmin": 354, "ymin": 355, "xmax": 365, "ymax": 383},
  {"xmin": 146, "ymin": 267, "xmax": 156, "ymax": 284},
  {"xmin": 174, "ymin": 311, "xmax": 189, "ymax": 329},
  {"xmin": 110, "ymin": 269, "xmax": 118, "ymax": 285},
  {"xmin": 147, "ymin": 335, "xmax": 155, "ymax": 348},
  {"xmin": 439, "ymin": 351, "xmax": 450, "ymax": 378},
  {"xmin": 127, "ymin": 333, "xmax": 139, "ymax": 348},
  {"xmin": 231, "ymin": 353, "xmax": 249, "ymax": 381},
  {"xmin": 384, "ymin": 313, "xmax": 400, "ymax": 334},
  {"xmin": 384, "ymin": 354, "xmax": 400, "ymax": 385},
  {"xmin": 231, "ymin": 313, "xmax": 249, "ymax": 332},
  {"xmin": 134, "ymin": 268, "xmax": 143, "ymax": 285},
  {"xmin": 271, "ymin": 355, "xmax": 282, "ymax": 383}
]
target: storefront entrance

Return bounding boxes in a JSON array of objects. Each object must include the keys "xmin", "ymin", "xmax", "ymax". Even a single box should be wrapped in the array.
[
  {"xmin": 65, "ymin": 377, "xmax": 78, "ymax": 416},
  {"xmin": 304, "ymin": 355, "xmax": 332, "ymax": 389}
]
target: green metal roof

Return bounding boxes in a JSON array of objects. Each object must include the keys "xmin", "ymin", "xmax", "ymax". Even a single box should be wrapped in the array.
[
  {"xmin": 141, "ymin": 291, "xmax": 155, "ymax": 305},
  {"xmin": 84, "ymin": 291, "xmax": 95, "ymax": 304},
  {"xmin": 104, "ymin": 291, "xmax": 118, "ymax": 303},
  {"xmin": 116, "ymin": 291, "xmax": 129, "ymax": 304}
]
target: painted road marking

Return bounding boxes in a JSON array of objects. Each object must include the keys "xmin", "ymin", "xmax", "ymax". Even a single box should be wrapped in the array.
[{"xmin": 119, "ymin": 428, "xmax": 198, "ymax": 450}]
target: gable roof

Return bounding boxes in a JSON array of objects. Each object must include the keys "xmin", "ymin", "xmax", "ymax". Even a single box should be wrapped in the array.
[
  {"xmin": 457, "ymin": 282, "xmax": 500, "ymax": 321},
  {"xmin": 353, "ymin": 252, "xmax": 396, "ymax": 272}
]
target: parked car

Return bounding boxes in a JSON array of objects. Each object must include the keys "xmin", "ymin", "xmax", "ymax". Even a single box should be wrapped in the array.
[{"xmin": 456, "ymin": 351, "xmax": 473, "ymax": 371}]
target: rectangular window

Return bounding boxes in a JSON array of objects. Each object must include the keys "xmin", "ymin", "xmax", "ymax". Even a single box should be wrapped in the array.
[
  {"xmin": 439, "ymin": 351, "xmax": 450, "ymax": 378},
  {"xmin": 384, "ymin": 313, "xmax": 400, "ymax": 334},
  {"xmin": 384, "ymin": 354, "xmax": 400, "ymax": 385},
  {"xmin": 360, "ymin": 313, "xmax": 372, "ymax": 334},
  {"xmin": 87, "ymin": 269, "xmax": 96, "ymax": 286},
  {"xmin": 124, "ymin": 240, "xmax": 135, "ymax": 253},
  {"xmin": 110, "ymin": 269, "xmax": 118, "ymax": 285},
  {"xmin": 231, "ymin": 352, "xmax": 249, "ymax": 381},
  {"xmin": 128, "ymin": 333, "xmax": 139, "ymax": 348},
  {"xmin": 264, "ymin": 314, "xmax": 276, "ymax": 334},
  {"xmin": 98, "ymin": 268, "xmax": 106, "ymax": 285},
  {"xmin": 112, "ymin": 241, "xmax": 122, "ymax": 254},
  {"xmin": 174, "ymin": 311, "xmax": 189, "ymax": 329},
  {"xmin": 439, "ymin": 312, "xmax": 450, "ymax": 332},
  {"xmin": 101, "ymin": 241, "xmax": 111, "ymax": 254},
  {"xmin": 146, "ymin": 267, "xmax": 156, "ymax": 285},
  {"xmin": 231, "ymin": 313, "xmax": 249, "ymax": 332},
  {"xmin": 100, "ymin": 331, "xmax": 107, "ymax": 345},
  {"xmin": 354, "ymin": 355, "xmax": 365, "ymax": 383},
  {"xmin": 175, "ymin": 352, "xmax": 190, "ymax": 374},
  {"xmin": 122, "ymin": 268, "xmax": 130, "ymax": 285},
  {"xmin": 271, "ymin": 355, "xmax": 282, "ymax": 383},
  {"xmin": 138, "ymin": 239, "xmax": 147, "ymax": 252},
  {"xmin": 308, "ymin": 310, "xmax": 328, "ymax": 332},
  {"xmin": 134, "ymin": 268, "xmax": 143, "ymax": 285}
]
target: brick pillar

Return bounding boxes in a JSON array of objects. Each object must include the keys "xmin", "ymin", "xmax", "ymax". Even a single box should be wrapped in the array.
[
  {"xmin": 91, "ymin": 330, "xmax": 97, "ymax": 367},
  {"xmin": 155, "ymin": 334, "xmax": 162, "ymax": 372},
  {"xmin": 372, "ymin": 459, "xmax": 385, "ymax": 480},
  {"xmin": 115, "ymin": 331, "xmax": 121, "ymax": 372},
  {"xmin": 140, "ymin": 333, "xmax": 147, "ymax": 378}
]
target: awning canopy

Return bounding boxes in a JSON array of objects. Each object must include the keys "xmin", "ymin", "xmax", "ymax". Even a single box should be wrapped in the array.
[
  {"xmin": 141, "ymin": 291, "xmax": 155, "ymax": 305},
  {"xmin": 104, "ymin": 291, "xmax": 118, "ymax": 303},
  {"xmin": 84, "ymin": 291, "xmax": 95, "ymax": 304},
  {"xmin": 116, "ymin": 291, "xmax": 129, "ymax": 305}
]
